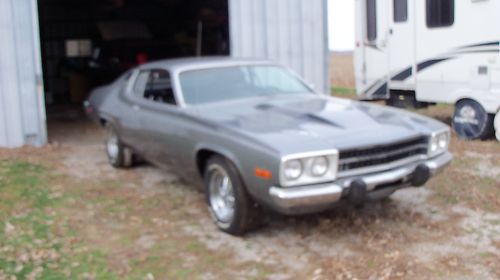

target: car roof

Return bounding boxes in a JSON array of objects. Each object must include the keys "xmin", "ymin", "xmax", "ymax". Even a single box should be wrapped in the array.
[{"xmin": 139, "ymin": 56, "xmax": 276, "ymax": 72}]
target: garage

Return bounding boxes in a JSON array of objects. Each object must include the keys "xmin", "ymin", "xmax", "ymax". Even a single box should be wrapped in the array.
[
  {"xmin": 39, "ymin": 0, "xmax": 230, "ymax": 108},
  {"xmin": 0, "ymin": 0, "xmax": 329, "ymax": 148}
]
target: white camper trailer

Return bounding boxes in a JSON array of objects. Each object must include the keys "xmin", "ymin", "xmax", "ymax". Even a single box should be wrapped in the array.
[{"xmin": 354, "ymin": 0, "xmax": 500, "ymax": 140}]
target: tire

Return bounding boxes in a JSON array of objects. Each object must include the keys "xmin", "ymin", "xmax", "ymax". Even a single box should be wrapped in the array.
[
  {"xmin": 204, "ymin": 155, "xmax": 261, "ymax": 235},
  {"xmin": 452, "ymin": 99, "xmax": 494, "ymax": 140},
  {"xmin": 105, "ymin": 123, "xmax": 133, "ymax": 168},
  {"xmin": 495, "ymin": 111, "xmax": 500, "ymax": 141}
]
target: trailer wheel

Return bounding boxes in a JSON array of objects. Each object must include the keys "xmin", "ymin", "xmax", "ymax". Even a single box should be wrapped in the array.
[
  {"xmin": 452, "ymin": 99, "xmax": 494, "ymax": 140},
  {"xmin": 494, "ymin": 111, "xmax": 500, "ymax": 141}
]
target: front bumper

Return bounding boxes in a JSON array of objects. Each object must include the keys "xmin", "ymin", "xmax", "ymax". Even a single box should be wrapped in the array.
[{"xmin": 269, "ymin": 152, "xmax": 452, "ymax": 214}]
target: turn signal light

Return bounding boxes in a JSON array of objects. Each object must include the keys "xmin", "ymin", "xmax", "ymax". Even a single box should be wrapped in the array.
[{"xmin": 255, "ymin": 168, "xmax": 272, "ymax": 180}]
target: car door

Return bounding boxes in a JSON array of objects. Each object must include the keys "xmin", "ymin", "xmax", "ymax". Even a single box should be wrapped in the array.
[
  {"xmin": 127, "ymin": 68, "xmax": 189, "ymax": 169},
  {"xmin": 116, "ymin": 70, "xmax": 145, "ymax": 152}
]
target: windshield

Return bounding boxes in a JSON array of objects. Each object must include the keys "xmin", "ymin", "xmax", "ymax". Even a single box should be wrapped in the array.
[{"xmin": 179, "ymin": 65, "xmax": 314, "ymax": 105}]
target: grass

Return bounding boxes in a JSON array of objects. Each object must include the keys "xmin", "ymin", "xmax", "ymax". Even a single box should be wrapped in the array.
[
  {"xmin": 0, "ymin": 159, "xmax": 274, "ymax": 279},
  {"xmin": 331, "ymin": 86, "xmax": 357, "ymax": 99},
  {"xmin": 0, "ymin": 160, "xmax": 117, "ymax": 280}
]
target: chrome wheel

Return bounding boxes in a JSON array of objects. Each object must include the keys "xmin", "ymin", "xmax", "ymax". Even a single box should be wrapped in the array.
[{"xmin": 208, "ymin": 165, "xmax": 235, "ymax": 223}]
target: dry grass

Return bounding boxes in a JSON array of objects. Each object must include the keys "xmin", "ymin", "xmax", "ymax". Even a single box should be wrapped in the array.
[{"xmin": 330, "ymin": 52, "xmax": 355, "ymax": 89}]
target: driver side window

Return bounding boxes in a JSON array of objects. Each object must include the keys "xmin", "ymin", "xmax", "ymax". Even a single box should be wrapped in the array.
[{"xmin": 133, "ymin": 69, "xmax": 177, "ymax": 105}]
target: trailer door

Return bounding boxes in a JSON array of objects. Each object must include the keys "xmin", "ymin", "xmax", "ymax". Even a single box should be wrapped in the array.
[
  {"xmin": 388, "ymin": 0, "xmax": 415, "ymax": 90},
  {"xmin": 357, "ymin": 0, "xmax": 390, "ymax": 99}
]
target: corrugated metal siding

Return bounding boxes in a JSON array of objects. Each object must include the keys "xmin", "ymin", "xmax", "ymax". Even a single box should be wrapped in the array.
[
  {"xmin": 0, "ymin": 0, "xmax": 46, "ymax": 148},
  {"xmin": 229, "ymin": 0, "xmax": 330, "ymax": 94}
]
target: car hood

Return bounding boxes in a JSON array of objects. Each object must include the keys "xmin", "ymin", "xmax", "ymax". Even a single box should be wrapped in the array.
[{"xmin": 189, "ymin": 94, "xmax": 446, "ymax": 155}]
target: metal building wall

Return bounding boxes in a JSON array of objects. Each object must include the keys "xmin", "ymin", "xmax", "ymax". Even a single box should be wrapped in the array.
[
  {"xmin": 229, "ymin": 0, "xmax": 330, "ymax": 94},
  {"xmin": 0, "ymin": 0, "xmax": 46, "ymax": 148}
]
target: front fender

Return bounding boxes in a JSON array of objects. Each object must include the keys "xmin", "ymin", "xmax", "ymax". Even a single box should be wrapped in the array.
[{"xmin": 193, "ymin": 140, "xmax": 281, "ymax": 207}]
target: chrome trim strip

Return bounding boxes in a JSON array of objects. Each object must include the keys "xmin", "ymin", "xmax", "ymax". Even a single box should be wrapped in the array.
[
  {"xmin": 339, "ymin": 144, "xmax": 428, "ymax": 165},
  {"xmin": 269, "ymin": 183, "xmax": 343, "ymax": 209}
]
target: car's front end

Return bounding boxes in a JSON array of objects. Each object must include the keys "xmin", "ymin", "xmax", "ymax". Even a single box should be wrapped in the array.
[
  {"xmin": 194, "ymin": 91, "xmax": 454, "ymax": 216},
  {"xmin": 268, "ymin": 129, "xmax": 452, "ymax": 214}
]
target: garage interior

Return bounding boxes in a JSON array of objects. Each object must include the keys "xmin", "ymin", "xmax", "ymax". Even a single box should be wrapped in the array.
[{"xmin": 38, "ymin": 0, "xmax": 230, "ymax": 124}]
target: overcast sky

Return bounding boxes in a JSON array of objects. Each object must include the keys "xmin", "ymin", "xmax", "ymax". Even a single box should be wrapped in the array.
[{"xmin": 328, "ymin": 0, "xmax": 355, "ymax": 51}]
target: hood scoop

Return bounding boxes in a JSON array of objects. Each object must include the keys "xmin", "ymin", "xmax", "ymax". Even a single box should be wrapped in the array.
[{"xmin": 255, "ymin": 103, "xmax": 344, "ymax": 129}]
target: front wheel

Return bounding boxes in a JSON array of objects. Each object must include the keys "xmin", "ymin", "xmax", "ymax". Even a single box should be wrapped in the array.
[
  {"xmin": 105, "ymin": 123, "xmax": 133, "ymax": 168},
  {"xmin": 204, "ymin": 156, "xmax": 261, "ymax": 235},
  {"xmin": 452, "ymin": 99, "xmax": 494, "ymax": 140}
]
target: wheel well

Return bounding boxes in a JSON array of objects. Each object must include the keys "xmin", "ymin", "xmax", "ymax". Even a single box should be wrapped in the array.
[
  {"xmin": 99, "ymin": 118, "xmax": 108, "ymax": 127},
  {"xmin": 196, "ymin": 149, "xmax": 219, "ymax": 176},
  {"xmin": 455, "ymin": 98, "xmax": 478, "ymax": 107}
]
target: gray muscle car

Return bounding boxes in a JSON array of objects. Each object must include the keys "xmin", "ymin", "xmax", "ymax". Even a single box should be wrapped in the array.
[{"xmin": 85, "ymin": 57, "xmax": 453, "ymax": 235}]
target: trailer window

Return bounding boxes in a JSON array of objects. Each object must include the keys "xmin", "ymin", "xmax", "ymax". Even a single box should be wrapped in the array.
[
  {"xmin": 394, "ymin": 0, "xmax": 408, "ymax": 23},
  {"xmin": 426, "ymin": 0, "xmax": 454, "ymax": 28},
  {"xmin": 366, "ymin": 0, "xmax": 377, "ymax": 41}
]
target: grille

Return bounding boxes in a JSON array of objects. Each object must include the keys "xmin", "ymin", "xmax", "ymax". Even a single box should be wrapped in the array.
[{"xmin": 338, "ymin": 136, "xmax": 428, "ymax": 173}]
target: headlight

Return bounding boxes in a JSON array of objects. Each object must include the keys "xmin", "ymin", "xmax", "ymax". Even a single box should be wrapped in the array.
[
  {"xmin": 280, "ymin": 150, "xmax": 338, "ymax": 187},
  {"xmin": 311, "ymin": 156, "xmax": 329, "ymax": 177},
  {"xmin": 428, "ymin": 130, "xmax": 450, "ymax": 156},
  {"xmin": 283, "ymin": 159, "xmax": 303, "ymax": 180},
  {"xmin": 438, "ymin": 133, "xmax": 449, "ymax": 149}
]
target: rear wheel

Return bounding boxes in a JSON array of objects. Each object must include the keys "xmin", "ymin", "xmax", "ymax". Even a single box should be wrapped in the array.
[
  {"xmin": 495, "ymin": 111, "xmax": 500, "ymax": 141},
  {"xmin": 105, "ymin": 123, "xmax": 133, "ymax": 168},
  {"xmin": 204, "ymin": 155, "xmax": 261, "ymax": 235},
  {"xmin": 452, "ymin": 99, "xmax": 494, "ymax": 140}
]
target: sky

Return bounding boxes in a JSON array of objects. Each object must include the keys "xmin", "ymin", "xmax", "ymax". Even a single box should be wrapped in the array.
[{"xmin": 328, "ymin": 0, "xmax": 355, "ymax": 51}]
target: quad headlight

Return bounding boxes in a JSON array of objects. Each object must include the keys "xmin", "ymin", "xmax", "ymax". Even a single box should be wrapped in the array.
[
  {"xmin": 280, "ymin": 150, "xmax": 338, "ymax": 187},
  {"xmin": 428, "ymin": 130, "xmax": 450, "ymax": 157},
  {"xmin": 311, "ymin": 156, "xmax": 329, "ymax": 177},
  {"xmin": 283, "ymin": 159, "xmax": 303, "ymax": 180}
]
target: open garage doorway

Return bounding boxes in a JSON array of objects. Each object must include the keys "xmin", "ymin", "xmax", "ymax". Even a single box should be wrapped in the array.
[{"xmin": 38, "ymin": 0, "xmax": 229, "ymax": 129}]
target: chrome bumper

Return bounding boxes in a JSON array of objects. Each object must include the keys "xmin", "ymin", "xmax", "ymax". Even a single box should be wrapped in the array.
[{"xmin": 269, "ymin": 152, "xmax": 453, "ymax": 211}]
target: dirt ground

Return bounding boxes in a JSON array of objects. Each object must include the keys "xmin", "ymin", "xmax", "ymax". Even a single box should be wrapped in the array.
[{"xmin": 1, "ymin": 57, "xmax": 499, "ymax": 279}]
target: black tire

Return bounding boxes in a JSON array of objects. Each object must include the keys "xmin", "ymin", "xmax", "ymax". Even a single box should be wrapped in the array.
[
  {"xmin": 452, "ymin": 99, "xmax": 494, "ymax": 140},
  {"xmin": 204, "ymin": 155, "xmax": 261, "ymax": 235},
  {"xmin": 495, "ymin": 112, "xmax": 500, "ymax": 141},
  {"xmin": 105, "ymin": 123, "xmax": 133, "ymax": 168}
]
